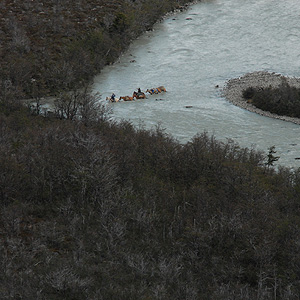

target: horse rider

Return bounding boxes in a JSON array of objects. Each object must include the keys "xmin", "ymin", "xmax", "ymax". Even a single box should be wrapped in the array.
[{"xmin": 111, "ymin": 93, "xmax": 116, "ymax": 102}]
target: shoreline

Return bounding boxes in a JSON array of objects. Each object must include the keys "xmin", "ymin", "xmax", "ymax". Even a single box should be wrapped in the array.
[{"xmin": 222, "ymin": 71, "xmax": 300, "ymax": 125}]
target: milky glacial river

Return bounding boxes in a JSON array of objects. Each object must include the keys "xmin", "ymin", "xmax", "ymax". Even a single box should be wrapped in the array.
[{"xmin": 93, "ymin": 0, "xmax": 300, "ymax": 169}]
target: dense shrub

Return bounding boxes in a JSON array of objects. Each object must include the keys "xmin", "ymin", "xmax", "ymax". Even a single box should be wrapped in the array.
[
  {"xmin": 0, "ymin": 0, "xmax": 193, "ymax": 98},
  {"xmin": 243, "ymin": 79, "xmax": 300, "ymax": 117},
  {"xmin": 1, "ymin": 102, "xmax": 300, "ymax": 298},
  {"xmin": 242, "ymin": 86, "xmax": 255, "ymax": 99}
]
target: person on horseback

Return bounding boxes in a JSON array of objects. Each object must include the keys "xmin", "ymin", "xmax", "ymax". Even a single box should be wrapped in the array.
[
  {"xmin": 138, "ymin": 88, "xmax": 142, "ymax": 94},
  {"xmin": 111, "ymin": 93, "xmax": 116, "ymax": 102}
]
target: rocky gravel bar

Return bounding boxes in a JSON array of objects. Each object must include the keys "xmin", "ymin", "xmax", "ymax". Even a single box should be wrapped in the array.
[{"xmin": 222, "ymin": 71, "xmax": 300, "ymax": 125}]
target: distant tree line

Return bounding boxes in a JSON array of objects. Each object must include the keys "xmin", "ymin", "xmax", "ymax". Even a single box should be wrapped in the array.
[{"xmin": 243, "ymin": 78, "xmax": 300, "ymax": 118}]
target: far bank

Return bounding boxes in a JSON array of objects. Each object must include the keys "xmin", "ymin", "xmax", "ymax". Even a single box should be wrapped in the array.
[{"xmin": 0, "ymin": 0, "xmax": 198, "ymax": 101}]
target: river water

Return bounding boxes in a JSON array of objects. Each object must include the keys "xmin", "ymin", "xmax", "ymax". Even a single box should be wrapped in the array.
[{"xmin": 93, "ymin": 0, "xmax": 300, "ymax": 169}]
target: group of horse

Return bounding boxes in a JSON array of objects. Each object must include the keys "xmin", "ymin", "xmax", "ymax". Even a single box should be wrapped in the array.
[{"xmin": 106, "ymin": 86, "xmax": 166, "ymax": 102}]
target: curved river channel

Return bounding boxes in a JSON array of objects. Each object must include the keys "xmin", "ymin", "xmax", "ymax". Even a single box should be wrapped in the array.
[{"xmin": 93, "ymin": 0, "xmax": 300, "ymax": 169}]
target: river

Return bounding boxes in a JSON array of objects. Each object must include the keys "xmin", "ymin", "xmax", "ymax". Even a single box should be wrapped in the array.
[{"xmin": 92, "ymin": 0, "xmax": 300, "ymax": 169}]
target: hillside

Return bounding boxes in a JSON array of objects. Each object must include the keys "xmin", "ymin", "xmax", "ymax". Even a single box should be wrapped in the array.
[
  {"xmin": 1, "ymin": 104, "xmax": 300, "ymax": 299},
  {"xmin": 1, "ymin": 1, "xmax": 300, "ymax": 299},
  {"xmin": 0, "ymin": 0, "xmax": 192, "ymax": 99}
]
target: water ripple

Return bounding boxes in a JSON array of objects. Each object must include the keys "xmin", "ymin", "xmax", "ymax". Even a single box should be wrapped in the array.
[{"xmin": 93, "ymin": 0, "xmax": 300, "ymax": 168}]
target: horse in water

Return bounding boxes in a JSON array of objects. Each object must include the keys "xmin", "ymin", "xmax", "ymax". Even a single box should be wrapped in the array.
[
  {"xmin": 157, "ymin": 86, "xmax": 167, "ymax": 92},
  {"xmin": 146, "ymin": 88, "xmax": 158, "ymax": 95},
  {"xmin": 133, "ymin": 91, "xmax": 146, "ymax": 99},
  {"xmin": 106, "ymin": 96, "xmax": 119, "ymax": 102},
  {"xmin": 120, "ymin": 96, "xmax": 134, "ymax": 101},
  {"xmin": 146, "ymin": 86, "xmax": 167, "ymax": 94}
]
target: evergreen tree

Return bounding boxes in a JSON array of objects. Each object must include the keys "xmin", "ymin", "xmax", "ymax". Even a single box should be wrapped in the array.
[{"xmin": 266, "ymin": 145, "xmax": 280, "ymax": 167}]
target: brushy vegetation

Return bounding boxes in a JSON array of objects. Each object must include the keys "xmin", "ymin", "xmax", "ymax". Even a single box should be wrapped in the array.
[
  {"xmin": 1, "ymin": 99, "xmax": 300, "ymax": 299},
  {"xmin": 0, "ymin": 0, "xmax": 192, "ymax": 99},
  {"xmin": 1, "ymin": 0, "xmax": 300, "ymax": 299},
  {"xmin": 242, "ymin": 77, "xmax": 300, "ymax": 117}
]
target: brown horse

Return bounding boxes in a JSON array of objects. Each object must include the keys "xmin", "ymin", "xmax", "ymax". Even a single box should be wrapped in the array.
[
  {"xmin": 157, "ymin": 86, "xmax": 167, "ymax": 92},
  {"xmin": 146, "ymin": 86, "xmax": 167, "ymax": 94},
  {"xmin": 133, "ymin": 91, "xmax": 146, "ymax": 99},
  {"xmin": 120, "ymin": 96, "xmax": 134, "ymax": 101},
  {"xmin": 146, "ymin": 88, "xmax": 159, "ymax": 95}
]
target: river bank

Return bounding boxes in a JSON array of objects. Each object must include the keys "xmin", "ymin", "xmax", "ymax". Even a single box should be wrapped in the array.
[
  {"xmin": 223, "ymin": 71, "xmax": 300, "ymax": 125},
  {"xmin": 0, "ymin": 0, "xmax": 198, "ymax": 101}
]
